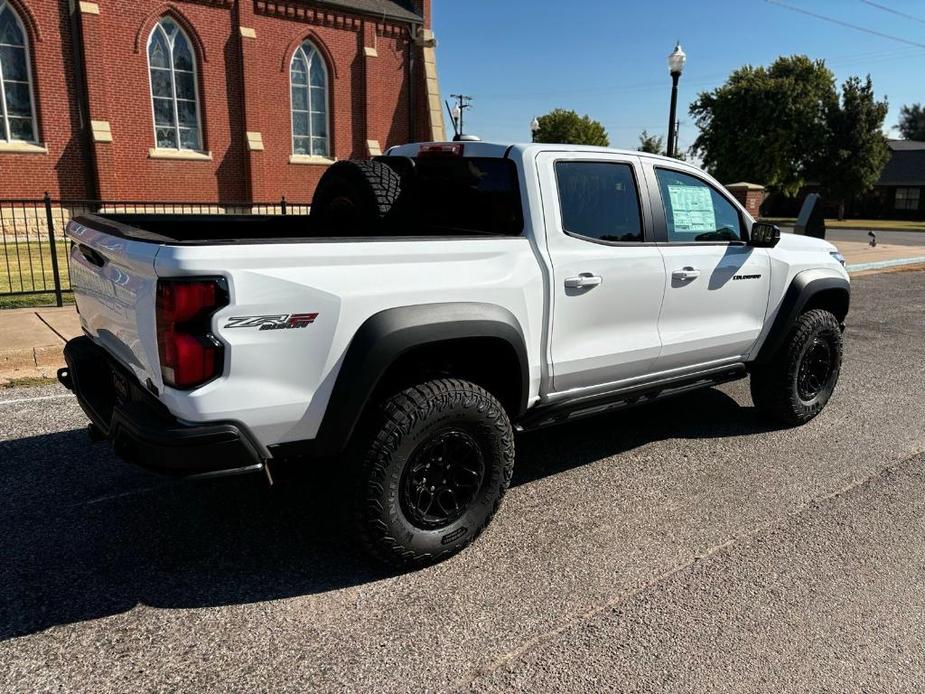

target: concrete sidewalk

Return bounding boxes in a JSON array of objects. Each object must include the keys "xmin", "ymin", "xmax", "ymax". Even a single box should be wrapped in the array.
[
  {"xmin": 0, "ymin": 240, "xmax": 923, "ymax": 383},
  {"xmin": 0, "ymin": 306, "xmax": 81, "ymax": 384},
  {"xmin": 831, "ymin": 238, "xmax": 925, "ymax": 273}
]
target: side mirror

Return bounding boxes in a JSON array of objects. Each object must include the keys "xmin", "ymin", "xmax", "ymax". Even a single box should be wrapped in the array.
[
  {"xmin": 794, "ymin": 192, "xmax": 826, "ymax": 239},
  {"xmin": 749, "ymin": 222, "xmax": 780, "ymax": 248}
]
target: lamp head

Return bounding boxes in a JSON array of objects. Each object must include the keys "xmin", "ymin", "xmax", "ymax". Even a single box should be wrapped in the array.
[{"xmin": 668, "ymin": 42, "xmax": 686, "ymax": 75}]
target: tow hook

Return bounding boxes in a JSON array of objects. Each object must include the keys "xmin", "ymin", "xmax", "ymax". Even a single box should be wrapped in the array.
[
  {"xmin": 57, "ymin": 367, "xmax": 73, "ymax": 391},
  {"xmin": 87, "ymin": 423, "xmax": 106, "ymax": 443}
]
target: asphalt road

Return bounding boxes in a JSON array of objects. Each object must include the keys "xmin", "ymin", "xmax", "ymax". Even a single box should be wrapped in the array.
[
  {"xmin": 783, "ymin": 226, "xmax": 925, "ymax": 247},
  {"xmin": 1, "ymin": 269, "xmax": 924, "ymax": 693}
]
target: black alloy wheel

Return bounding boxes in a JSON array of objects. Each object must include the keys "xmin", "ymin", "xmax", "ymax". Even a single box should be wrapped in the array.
[
  {"xmin": 400, "ymin": 429, "xmax": 487, "ymax": 530},
  {"xmin": 797, "ymin": 337, "xmax": 834, "ymax": 403}
]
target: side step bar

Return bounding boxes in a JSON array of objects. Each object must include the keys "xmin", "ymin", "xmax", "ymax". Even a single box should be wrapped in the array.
[{"xmin": 516, "ymin": 364, "xmax": 748, "ymax": 431}]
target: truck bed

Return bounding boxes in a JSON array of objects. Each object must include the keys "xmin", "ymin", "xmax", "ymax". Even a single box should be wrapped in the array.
[
  {"xmin": 74, "ymin": 211, "xmax": 521, "ymax": 245},
  {"xmin": 74, "ymin": 155, "xmax": 524, "ymax": 245},
  {"xmin": 77, "ymin": 213, "xmax": 319, "ymax": 244}
]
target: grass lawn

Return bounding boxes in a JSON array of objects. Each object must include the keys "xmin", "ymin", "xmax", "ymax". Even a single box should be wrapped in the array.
[
  {"xmin": 762, "ymin": 217, "xmax": 925, "ymax": 231},
  {"xmin": 0, "ymin": 240, "xmax": 73, "ymax": 309}
]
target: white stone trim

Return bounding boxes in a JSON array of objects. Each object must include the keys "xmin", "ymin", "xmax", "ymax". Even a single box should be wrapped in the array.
[
  {"xmin": 0, "ymin": 141, "xmax": 47, "ymax": 154},
  {"xmin": 148, "ymin": 148, "xmax": 213, "ymax": 161},
  {"xmin": 288, "ymin": 154, "xmax": 335, "ymax": 166}
]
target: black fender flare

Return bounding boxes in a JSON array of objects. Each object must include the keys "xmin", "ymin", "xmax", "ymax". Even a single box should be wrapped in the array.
[
  {"xmin": 754, "ymin": 269, "xmax": 850, "ymax": 363},
  {"xmin": 286, "ymin": 303, "xmax": 529, "ymax": 459}
]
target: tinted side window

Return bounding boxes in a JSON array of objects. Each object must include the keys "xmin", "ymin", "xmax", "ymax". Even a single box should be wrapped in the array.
[
  {"xmin": 655, "ymin": 168, "xmax": 744, "ymax": 243},
  {"xmin": 406, "ymin": 157, "xmax": 524, "ymax": 236},
  {"xmin": 556, "ymin": 162, "xmax": 643, "ymax": 243}
]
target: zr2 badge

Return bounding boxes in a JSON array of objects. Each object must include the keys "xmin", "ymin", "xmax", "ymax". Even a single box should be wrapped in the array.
[{"xmin": 224, "ymin": 313, "xmax": 319, "ymax": 331}]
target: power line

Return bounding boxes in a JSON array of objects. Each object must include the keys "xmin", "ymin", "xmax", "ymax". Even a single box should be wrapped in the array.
[
  {"xmin": 765, "ymin": 0, "xmax": 925, "ymax": 49},
  {"xmin": 860, "ymin": 0, "xmax": 925, "ymax": 25}
]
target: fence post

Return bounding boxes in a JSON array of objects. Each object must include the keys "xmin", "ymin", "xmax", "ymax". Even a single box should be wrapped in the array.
[
  {"xmin": 281, "ymin": 195, "xmax": 287, "ymax": 215},
  {"xmin": 44, "ymin": 192, "xmax": 64, "ymax": 308}
]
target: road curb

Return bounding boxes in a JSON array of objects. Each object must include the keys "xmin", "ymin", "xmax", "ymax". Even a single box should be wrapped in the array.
[
  {"xmin": 846, "ymin": 256, "xmax": 925, "ymax": 274},
  {"xmin": 0, "ymin": 345, "xmax": 65, "ymax": 384}
]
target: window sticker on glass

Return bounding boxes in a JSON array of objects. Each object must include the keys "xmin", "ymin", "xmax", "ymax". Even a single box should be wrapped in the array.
[{"xmin": 666, "ymin": 185, "xmax": 715, "ymax": 232}]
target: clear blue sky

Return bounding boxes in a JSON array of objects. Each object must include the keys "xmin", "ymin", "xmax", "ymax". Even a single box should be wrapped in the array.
[{"xmin": 433, "ymin": 0, "xmax": 925, "ymax": 153}]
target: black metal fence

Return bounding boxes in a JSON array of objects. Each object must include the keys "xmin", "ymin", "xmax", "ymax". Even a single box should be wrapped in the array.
[{"xmin": 0, "ymin": 194, "xmax": 309, "ymax": 309}]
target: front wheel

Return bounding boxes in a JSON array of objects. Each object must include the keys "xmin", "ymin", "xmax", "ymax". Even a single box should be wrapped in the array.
[
  {"xmin": 750, "ymin": 308, "xmax": 843, "ymax": 426},
  {"xmin": 350, "ymin": 379, "xmax": 515, "ymax": 568}
]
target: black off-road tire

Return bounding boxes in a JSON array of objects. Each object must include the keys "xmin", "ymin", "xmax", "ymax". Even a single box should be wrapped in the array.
[
  {"xmin": 750, "ymin": 309, "xmax": 843, "ymax": 426},
  {"xmin": 349, "ymin": 379, "xmax": 515, "ymax": 568},
  {"xmin": 311, "ymin": 159, "xmax": 401, "ymax": 233}
]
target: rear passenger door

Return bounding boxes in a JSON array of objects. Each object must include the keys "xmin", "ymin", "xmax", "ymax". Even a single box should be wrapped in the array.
[{"xmin": 538, "ymin": 152, "xmax": 666, "ymax": 393}]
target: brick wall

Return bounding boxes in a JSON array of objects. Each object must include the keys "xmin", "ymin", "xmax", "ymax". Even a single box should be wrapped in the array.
[
  {"xmin": 0, "ymin": 0, "xmax": 432, "ymax": 203},
  {"xmin": 0, "ymin": 0, "xmax": 91, "ymax": 198},
  {"xmin": 726, "ymin": 183, "xmax": 767, "ymax": 218}
]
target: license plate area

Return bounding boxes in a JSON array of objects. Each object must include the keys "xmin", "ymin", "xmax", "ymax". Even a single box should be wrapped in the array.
[{"xmin": 111, "ymin": 367, "xmax": 130, "ymax": 406}]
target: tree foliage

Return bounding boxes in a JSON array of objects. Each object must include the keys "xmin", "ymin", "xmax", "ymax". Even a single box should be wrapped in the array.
[
  {"xmin": 690, "ymin": 56, "xmax": 836, "ymax": 196},
  {"xmin": 690, "ymin": 55, "xmax": 889, "ymax": 206},
  {"xmin": 822, "ymin": 76, "xmax": 889, "ymax": 216},
  {"xmin": 534, "ymin": 109, "xmax": 609, "ymax": 147},
  {"xmin": 637, "ymin": 129, "xmax": 688, "ymax": 160},
  {"xmin": 637, "ymin": 130, "xmax": 663, "ymax": 154},
  {"xmin": 898, "ymin": 103, "xmax": 925, "ymax": 140}
]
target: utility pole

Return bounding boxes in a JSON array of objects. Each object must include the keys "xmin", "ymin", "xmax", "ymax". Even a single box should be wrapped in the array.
[{"xmin": 450, "ymin": 94, "xmax": 473, "ymax": 141}]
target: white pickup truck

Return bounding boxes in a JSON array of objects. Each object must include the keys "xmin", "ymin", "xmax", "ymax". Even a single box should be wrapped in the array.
[{"xmin": 60, "ymin": 142, "xmax": 849, "ymax": 567}]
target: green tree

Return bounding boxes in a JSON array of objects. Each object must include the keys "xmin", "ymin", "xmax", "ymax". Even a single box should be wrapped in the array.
[
  {"xmin": 534, "ymin": 109, "xmax": 609, "ymax": 147},
  {"xmin": 898, "ymin": 103, "xmax": 925, "ymax": 140},
  {"xmin": 690, "ymin": 55, "xmax": 837, "ymax": 196},
  {"xmin": 820, "ymin": 76, "xmax": 889, "ymax": 219},
  {"xmin": 637, "ymin": 129, "xmax": 688, "ymax": 160},
  {"xmin": 637, "ymin": 130, "xmax": 663, "ymax": 154}
]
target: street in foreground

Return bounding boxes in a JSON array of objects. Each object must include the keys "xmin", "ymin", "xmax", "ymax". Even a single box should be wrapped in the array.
[{"xmin": 1, "ymin": 269, "xmax": 924, "ymax": 692}]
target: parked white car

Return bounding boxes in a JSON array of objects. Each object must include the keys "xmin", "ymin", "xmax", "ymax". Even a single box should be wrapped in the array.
[{"xmin": 60, "ymin": 142, "xmax": 849, "ymax": 566}]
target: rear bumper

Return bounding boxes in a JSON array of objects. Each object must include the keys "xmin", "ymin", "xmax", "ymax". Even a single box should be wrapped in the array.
[{"xmin": 60, "ymin": 336, "xmax": 264, "ymax": 477}]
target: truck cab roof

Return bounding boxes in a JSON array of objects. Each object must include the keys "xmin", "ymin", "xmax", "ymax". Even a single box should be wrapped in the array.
[{"xmin": 386, "ymin": 141, "xmax": 695, "ymax": 168}]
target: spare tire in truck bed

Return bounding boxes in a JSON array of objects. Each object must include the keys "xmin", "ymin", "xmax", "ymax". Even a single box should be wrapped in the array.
[{"xmin": 311, "ymin": 160, "xmax": 402, "ymax": 233}]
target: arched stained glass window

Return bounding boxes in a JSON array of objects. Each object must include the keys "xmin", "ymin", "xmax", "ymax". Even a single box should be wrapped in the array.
[
  {"xmin": 0, "ymin": 1, "xmax": 37, "ymax": 143},
  {"xmin": 290, "ymin": 41, "xmax": 329, "ymax": 157},
  {"xmin": 147, "ymin": 17, "xmax": 202, "ymax": 151}
]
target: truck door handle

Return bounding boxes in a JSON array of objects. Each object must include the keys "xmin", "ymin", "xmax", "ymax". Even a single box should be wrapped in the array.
[
  {"xmin": 671, "ymin": 267, "xmax": 701, "ymax": 281},
  {"xmin": 564, "ymin": 274, "xmax": 602, "ymax": 289}
]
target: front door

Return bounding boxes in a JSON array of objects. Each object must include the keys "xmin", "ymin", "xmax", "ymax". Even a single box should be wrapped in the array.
[
  {"xmin": 538, "ymin": 152, "xmax": 666, "ymax": 394},
  {"xmin": 647, "ymin": 165, "xmax": 771, "ymax": 372}
]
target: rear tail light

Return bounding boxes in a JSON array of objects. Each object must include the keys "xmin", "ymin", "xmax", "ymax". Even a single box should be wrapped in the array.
[{"xmin": 155, "ymin": 278, "xmax": 228, "ymax": 389}]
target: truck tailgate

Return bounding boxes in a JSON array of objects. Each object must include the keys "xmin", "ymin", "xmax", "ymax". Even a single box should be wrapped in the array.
[{"xmin": 66, "ymin": 219, "xmax": 163, "ymax": 388}]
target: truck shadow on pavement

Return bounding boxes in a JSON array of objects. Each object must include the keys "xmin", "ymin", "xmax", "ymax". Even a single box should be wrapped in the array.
[{"xmin": 0, "ymin": 387, "xmax": 778, "ymax": 641}]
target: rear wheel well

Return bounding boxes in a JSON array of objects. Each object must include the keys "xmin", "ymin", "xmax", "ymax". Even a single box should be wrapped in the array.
[
  {"xmin": 802, "ymin": 288, "xmax": 849, "ymax": 323},
  {"xmin": 372, "ymin": 337, "xmax": 524, "ymax": 418}
]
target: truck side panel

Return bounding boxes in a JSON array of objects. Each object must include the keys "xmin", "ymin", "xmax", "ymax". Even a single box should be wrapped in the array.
[{"xmin": 153, "ymin": 237, "xmax": 545, "ymax": 448}]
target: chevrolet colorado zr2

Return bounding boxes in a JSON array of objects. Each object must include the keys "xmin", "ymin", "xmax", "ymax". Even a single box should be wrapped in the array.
[{"xmin": 59, "ymin": 142, "xmax": 849, "ymax": 567}]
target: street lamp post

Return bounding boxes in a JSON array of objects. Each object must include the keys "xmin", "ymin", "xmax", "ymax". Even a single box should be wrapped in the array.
[
  {"xmin": 530, "ymin": 117, "xmax": 540, "ymax": 143},
  {"xmin": 451, "ymin": 103, "xmax": 462, "ymax": 140},
  {"xmin": 666, "ymin": 42, "xmax": 686, "ymax": 158}
]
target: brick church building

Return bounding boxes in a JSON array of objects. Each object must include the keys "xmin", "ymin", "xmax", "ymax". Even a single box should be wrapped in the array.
[{"xmin": 0, "ymin": 0, "xmax": 444, "ymax": 203}]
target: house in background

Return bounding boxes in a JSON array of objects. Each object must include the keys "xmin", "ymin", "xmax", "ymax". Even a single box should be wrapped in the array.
[
  {"xmin": 0, "ymin": 0, "xmax": 444, "ymax": 203},
  {"xmin": 762, "ymin": 139, "xmax": 925, "ymax": 220},
  {"xmin": 874, "ymin": 140, "xmax": 924, "ymax": 219}
]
